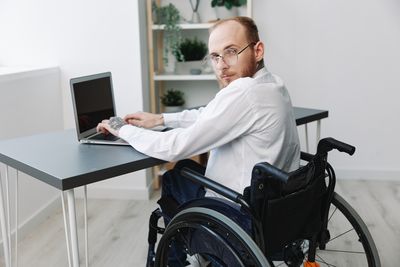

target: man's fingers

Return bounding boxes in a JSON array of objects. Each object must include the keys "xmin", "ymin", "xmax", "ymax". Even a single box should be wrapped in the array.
[
  {"xmin": 96, "ymin": 122, "xmax": 109, "ymax": 134},
  {"xmin": 127, "ymin": 118, "xmax": 142, "ymax": 127},
  {"xmin": 123, "ymin": 115, "xmax": 131, "ymax": 122},
  {"xmin": 124, "ymin": 112, "xmax": 141, "ymax": 122}
]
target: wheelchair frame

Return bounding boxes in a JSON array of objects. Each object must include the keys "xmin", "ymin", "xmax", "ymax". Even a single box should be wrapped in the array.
[{"xmin": 147, "ymin": 138, "xmax": 381, "ymax": 267}]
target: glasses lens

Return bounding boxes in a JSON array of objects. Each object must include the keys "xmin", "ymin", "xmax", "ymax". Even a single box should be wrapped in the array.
[
  {"xmin": 205, "ymin": 55, "xmax": 217, "ymax": 65},
  {"xmin": 202, "ymin": 56, "xmax": 210, "ymax": 66},
  {"xmin": 205, "ymin": 48, "xmax": 239, "ymax": 66},
  {"xmin": 223, "ymin": 49, "xmax": 238, "ymax": 66}
]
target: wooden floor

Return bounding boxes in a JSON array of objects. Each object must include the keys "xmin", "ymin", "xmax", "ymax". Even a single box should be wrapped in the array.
[{"xmin": 1, "ymin": 180, "xmax": 399, "ymax": 266}]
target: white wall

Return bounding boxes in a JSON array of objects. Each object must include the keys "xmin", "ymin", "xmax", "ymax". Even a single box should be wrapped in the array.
[
  {"xmin": 0, "ymin": 0, "xmax": 153, "ymax": 198},
  {"xmin": 254, "ymin": 0, "xmax": 400, "ymax": 180},
  {"xmin": 0, "ymin": 67, "xmax": 62, "ymax": 244}
]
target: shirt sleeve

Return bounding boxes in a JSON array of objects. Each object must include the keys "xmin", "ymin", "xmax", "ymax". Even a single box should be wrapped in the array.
[
  {"xmin": 162, "ymin": 107, "xmax": 205, "ymax": 128},
  {"xmin": 119, "ymin": 78, "xmax": 256, "ymax": 162}
]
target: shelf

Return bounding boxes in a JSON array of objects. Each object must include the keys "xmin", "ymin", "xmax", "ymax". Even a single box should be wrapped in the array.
[
  {"xmin": 154, "ymin": 73, "xmax": 216, "ymax": 81},
  {"xmin": 152, "ymin": 23, "xmax": 213, "ymax": 30}
]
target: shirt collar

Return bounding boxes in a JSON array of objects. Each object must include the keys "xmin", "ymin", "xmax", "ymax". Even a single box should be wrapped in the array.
[{"xmin": 252, "ymin": 67, "xmax": 268, "ymax": 79}]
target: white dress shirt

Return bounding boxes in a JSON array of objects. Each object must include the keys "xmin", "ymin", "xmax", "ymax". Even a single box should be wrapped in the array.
[{"xmin": 119, "ymin": 68, "xmax": 300, "ymax": 195}]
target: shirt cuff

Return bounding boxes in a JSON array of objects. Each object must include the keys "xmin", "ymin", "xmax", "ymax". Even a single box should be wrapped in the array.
[
  {"xmin": 162, "ymin": 112, "xmax": 180, "ymax": 128},
  {"xmin": 118, "ymin": 124, "xmax": 145, "ymax": 141}
]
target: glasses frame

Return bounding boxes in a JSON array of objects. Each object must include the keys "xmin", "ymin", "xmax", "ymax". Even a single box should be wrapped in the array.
[{"xmin": 203, "ymin": 42, "xmax": 256, "ymax": 66}]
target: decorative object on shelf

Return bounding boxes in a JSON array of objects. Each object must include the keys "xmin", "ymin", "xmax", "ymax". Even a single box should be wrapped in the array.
[
  {"xmin": 152, "ymin": 2, "xmax": 184, "ymax": 68},
  {"xmin": 175, "ymin": 37, "xmax": 208, "ymax": 75},
  {"xmin": 188, "ymin": 0, "xmax": 201, "ymax": 23},
  {"xmin": 211, "ymin": 0, "xmax": 247, "ymax": 19},
  {"xmin": 161, "ymin": 89, "xmax": 185, "ymax": 112}
]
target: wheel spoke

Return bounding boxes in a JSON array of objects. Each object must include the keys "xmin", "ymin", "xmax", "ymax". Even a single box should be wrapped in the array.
[
  {"xmin": 326, "ymin": 228, "xmax": 355, "ymax": 243},
  {"xmin": 316, "ymin": 253, "xmax": 337, "ymax": 267},
  {"xmin": 320, "ymin": 249, "xmax": 366, "ymax": 255},
  {"xmin": 328, "ymin": 206, "xmax": 338, "ymax": 222}
]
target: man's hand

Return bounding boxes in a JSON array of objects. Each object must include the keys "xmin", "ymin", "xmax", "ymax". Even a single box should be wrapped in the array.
[
  {"xmin": 96, "ymin": 117, "xmax": 127, "ymax": 137},
  {"xmin": 124, "ymin": 112, "xmax": 164, "ymax": 129}
]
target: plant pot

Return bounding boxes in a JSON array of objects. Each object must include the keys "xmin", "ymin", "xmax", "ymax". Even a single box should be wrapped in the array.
[
  {"xmin": 214, "ymin": 6, "xmax": 239, "ymax": 20},
  {"xmin": 175, "ymin": 60, "xmax": 203, "ymax": 75},
  {"xmin": 164, "ymin": 52, "xmax": 176, "ymax": 73},
  {"xmin": 164, "ymin": 105, "xmax": 183, "ymax": 113}
]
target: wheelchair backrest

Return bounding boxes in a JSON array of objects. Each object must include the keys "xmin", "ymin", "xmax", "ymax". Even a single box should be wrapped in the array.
[{"xmin": 247, "ymin": 159, "xmax": 328, "ymax": 256}]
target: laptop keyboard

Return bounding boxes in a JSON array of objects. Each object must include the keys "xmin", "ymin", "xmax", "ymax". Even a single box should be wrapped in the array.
[{"xmin": 90, "ymin": 133, "xmax": 120, "ymax": 141}]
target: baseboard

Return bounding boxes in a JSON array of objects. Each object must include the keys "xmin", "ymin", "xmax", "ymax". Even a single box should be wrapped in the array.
[
  {"xmin": 334, "ymin": 168, "xmax": 400, "ymax": 181},
  {"xmin": 0, "ymin": 194, "xmax": 60, "ymax": 254}
]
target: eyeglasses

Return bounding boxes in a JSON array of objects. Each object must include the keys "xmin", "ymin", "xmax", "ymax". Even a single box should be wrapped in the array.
[{"xmin": 203, "ymin": 42, "xmax": 255, "ymax": 66}]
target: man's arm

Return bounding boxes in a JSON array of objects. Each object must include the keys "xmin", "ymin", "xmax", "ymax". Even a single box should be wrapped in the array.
[
  {"xmin": 123, "ymin": 107, "xmax": 205, "ymax": 130},
  {"xmin": 118, "ymin": 82, "xmax": 255, "ymax": 162},
  {"xmin": 124, "ymin": 112, "xmax": 164, "ymax": 128},
  {"xmin": 162, "ymin": 107, "xmax": 204, "ymax": 128}
]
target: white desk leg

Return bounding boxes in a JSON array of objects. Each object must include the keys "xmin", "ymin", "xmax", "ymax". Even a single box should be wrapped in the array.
[
  {"xmin": 0, "ymin": 168, "xmax": 11, "ymax": 267},
  {"xmin": 5, "ymin": 166, "xmax": 12, "ymax": 263},
  {"xmin": 15, "ymin": 171, "xmax": 19, "ymax": 267},
  {"xmin": 316, "ymin": 120, "xmax": 321, "ymax": 146},
  {"xmin": 304, "ymin": 124, "xmax": 310, "ymax": 153},
  {"xmin": 61, "ymin": 192, "xmax": 72, "ymax": 267},
  {"xmin": 84, "ymin": 186, "xmax": 88, "ymax": 267},
  {"xmin": 67, "ymin": 189, "xmax": 80, "ymax": 267}
]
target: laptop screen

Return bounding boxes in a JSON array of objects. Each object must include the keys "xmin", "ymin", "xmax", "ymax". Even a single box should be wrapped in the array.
[{"xmin": 72, "ymin": 75, "xmax": 115, "ymax": 134}]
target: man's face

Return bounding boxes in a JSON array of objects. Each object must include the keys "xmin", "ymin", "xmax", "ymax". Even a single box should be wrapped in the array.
[{"xmin": 208, "ymin": 21, "xmax": 258, "ymax": 88}]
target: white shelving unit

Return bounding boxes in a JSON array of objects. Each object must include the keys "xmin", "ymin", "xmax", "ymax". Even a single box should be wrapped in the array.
[
  {"xmin": 154, "ymin": 73, "xmax": 216, "ymax": 81},
  {"xmin": 152, "ymin": 23, "xmax": 213, "ymax": 30},
  {"xmin": 147, "ymin": 0, "xmax": 253, "ymax": 114},
  {"xmin": 146, "ymin": 0, "xmax": 252, "ymax": 187}
]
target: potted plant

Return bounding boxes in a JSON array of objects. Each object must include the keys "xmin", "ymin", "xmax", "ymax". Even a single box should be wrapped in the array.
[
  {"xmin": 152, "ymin": 3, "xmax": 183, "ymax": 71},
  {"xmin": 161, "ymin": 89, "xmax": 185, "ymax": 112},
  {"xmin": 211, "ymin": 0, "xmax": 247, "ymax": 19},
  {"xmin": 174, "ymin": 37, "xmax": 208, "ymax": 75}
]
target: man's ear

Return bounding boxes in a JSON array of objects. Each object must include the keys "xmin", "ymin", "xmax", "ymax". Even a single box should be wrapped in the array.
[{"xmin": 254, "ymin": 41, "xmax": 264, "ymax": 62}]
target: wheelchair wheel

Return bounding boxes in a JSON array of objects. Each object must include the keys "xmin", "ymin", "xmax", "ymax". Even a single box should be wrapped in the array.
[
  {"xmin": 273, "ymin": 192, "xmax": 380, "ymax": 267},
  {"xmin": 155, "ymin": 207, "xmax": 270, "ymax": 267},
  {"xmin": 314, "ymin": 192, "xmax": 380, "ymax": 266}
]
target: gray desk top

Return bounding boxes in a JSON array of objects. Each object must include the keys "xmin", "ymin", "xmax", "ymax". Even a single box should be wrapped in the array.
[
  {"xmin": 0, "ymin": 107, "xmax": 328, "ymax": 191},
  {"xmin": 293, "ymin": 107, "xmax": 328, "ymax": 126},
  {"xmin": 0, "ymin": 129, "xmax": 164, "ymax": 190}
]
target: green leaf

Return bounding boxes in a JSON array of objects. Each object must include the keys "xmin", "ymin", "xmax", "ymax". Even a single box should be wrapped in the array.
[{"xmin": 160, "ymin": 89, "xmax": 185, "ymax": 106}]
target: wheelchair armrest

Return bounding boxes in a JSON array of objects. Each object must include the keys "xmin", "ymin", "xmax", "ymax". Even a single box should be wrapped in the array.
[
  {"xmin": 252, "ymin": 162, "xmax": 290, "ymax": 184},
  {"xmin": 180, "ymin": 167, "xmax": 245, "ymax": 205}
]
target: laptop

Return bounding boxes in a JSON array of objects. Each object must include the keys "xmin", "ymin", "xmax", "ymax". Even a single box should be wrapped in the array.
[{"xmin": 70, "ymin": 72, "xmax": 129, "ymax": 146}]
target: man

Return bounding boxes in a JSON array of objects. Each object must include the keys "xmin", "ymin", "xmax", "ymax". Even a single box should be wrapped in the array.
[{"xmin": 97, "ymin": 16, "xmax": 300, "ymax": 211}]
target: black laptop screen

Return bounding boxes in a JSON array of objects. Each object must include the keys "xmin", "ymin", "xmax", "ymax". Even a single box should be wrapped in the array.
[{"xmin": 73, "ymin": 77, "xmax": 115, "ymax": 133}]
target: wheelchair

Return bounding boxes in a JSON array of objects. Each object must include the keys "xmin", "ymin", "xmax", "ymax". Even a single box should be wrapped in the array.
[{"xmin": 146, "ymin": 138, "xmax": 381, "ymax": 267}]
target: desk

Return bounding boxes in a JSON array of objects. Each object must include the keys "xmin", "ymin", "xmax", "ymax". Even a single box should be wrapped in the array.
[
  {"xmin": 294, "ymin": 107, "xmax": 329, "ymax": 152},
  {"xmin": 0, "ymin": 129, "xmax": 164, "ymax": 267},
  {"xmin": 0, "ymin": 107, "xmax": 327, "ymax": 267}
]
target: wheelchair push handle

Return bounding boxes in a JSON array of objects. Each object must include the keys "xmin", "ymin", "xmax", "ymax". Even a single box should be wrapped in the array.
[
  {"xmin": 317, "ymin": 137, "xmax": 356, "ymax": 156},
  {"xmin": 180, "ymin": 167, "xmax": 242, "ymax": 203}
]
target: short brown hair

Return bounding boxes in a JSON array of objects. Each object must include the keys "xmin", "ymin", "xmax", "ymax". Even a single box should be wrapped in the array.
[{"xmin": 210, "ymin": 16, "xmax": 260, "ymax": 44}]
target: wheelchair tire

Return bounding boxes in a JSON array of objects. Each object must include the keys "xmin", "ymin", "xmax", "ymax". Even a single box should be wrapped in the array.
[
  {"xmin": 155, "ymin": 207, "xmax": 270, "ymax": 267},
  {"xmin": 316, "ymin": 192, "xmax": 381, "ymax": 267}
]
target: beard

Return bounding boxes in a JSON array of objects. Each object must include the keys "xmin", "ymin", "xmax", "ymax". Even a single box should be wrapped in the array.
[{"xmin": 217, "ymin": 57, "xmax": 258, "ymax": 88}]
